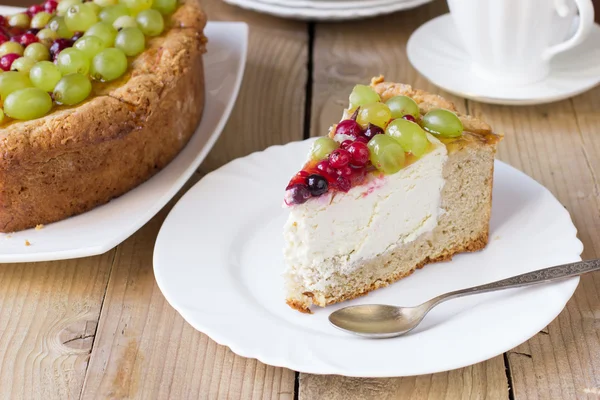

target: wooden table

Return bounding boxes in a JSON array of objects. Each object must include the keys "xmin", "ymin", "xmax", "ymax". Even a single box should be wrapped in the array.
[{"xmin": 2, "ymin": 0, "xmax": 600, "ymax": 398}]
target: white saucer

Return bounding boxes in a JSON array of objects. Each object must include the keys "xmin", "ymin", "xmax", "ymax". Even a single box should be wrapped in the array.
[
  {"xmin": 224, "ymin": 0, "xmax": 433, "ymax": 21},
  {"xmin": 407, "ymin": 14, "xmax": 600, "ymax": 105},
  {"xmin": 0, "ymin": 19, "xmax": 248, "ymax": 263},
  {"xmin": 153, "ymin": 139, "xmax": 582, "ymax": 377}
]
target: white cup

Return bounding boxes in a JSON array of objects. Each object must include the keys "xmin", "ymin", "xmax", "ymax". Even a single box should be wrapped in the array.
[{"xmin": 447, "ymin": 0, "xmax": 596, "ymax": 85}]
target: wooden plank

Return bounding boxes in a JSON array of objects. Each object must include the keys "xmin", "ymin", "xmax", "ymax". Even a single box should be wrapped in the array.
[
  {"xmin": 199, "ymin": 0, "xmax": 309, "ymax": 173},
  {"xmin": 300, "ymin": 357, "xmax": 508, "ymax": 400},
  {"xmin": 80, "ymin": 173, "xmax": 295, "ymax": 400},
  {"xmin": 468, "ymin": 88, "xmax": 600, "ymax": 398},
  {"xmin": 304, "ymin": 2, "xmax": 509, "ymax": 398},
  {"xmin": 0, "ymin": 251, "xmax": 114, "ymax": 399},
  {"xmin": 81, "ymin": 1, "xmax": 306, "ymax": 397}
]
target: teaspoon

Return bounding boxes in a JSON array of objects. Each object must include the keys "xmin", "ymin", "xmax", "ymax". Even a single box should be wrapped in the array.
[{"xmin": 329, "ymin": 259, "xmax": 600, "ymax": 339}]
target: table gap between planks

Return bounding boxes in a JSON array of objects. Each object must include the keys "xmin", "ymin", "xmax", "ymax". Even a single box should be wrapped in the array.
[{"xmin": 0, "ymin": 0, "xmax": 599, "ymax": 399}]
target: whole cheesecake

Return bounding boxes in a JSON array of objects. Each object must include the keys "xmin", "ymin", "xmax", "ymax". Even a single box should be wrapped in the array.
[
  {"xmin": 283, "ymin": 76, "xmax": 501, "ymax": 313},
  {"xmin": 0, "ymin": 0, "xmax": 207, "ymax": 232}
]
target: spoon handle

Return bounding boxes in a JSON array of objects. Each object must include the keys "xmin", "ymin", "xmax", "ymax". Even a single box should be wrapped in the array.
[{"xmin": 431, "ymin": 259, "xmax": 600, "ymax": 305}]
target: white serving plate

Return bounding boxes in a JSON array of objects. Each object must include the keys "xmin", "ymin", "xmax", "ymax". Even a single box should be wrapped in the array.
[
  {"xmin": 223, "ymin": 0, "xmax": 433, "ymax": 21},
  {"xmin": 154, "ymin": 139, "xmax": 583, "ymax": 377},
  {"xmin": 0, "ymin": 19, "xmax": 248, "ymax": 263}
]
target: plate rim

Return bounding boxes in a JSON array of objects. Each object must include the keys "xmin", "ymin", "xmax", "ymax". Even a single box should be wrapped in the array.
[
  {"xmin": 0, "ymin": 21, "xmax": 248, "ymax": 263},
  {"xmin": 153, "ymin": 138, "xmax": 583, "ymax": 377}
]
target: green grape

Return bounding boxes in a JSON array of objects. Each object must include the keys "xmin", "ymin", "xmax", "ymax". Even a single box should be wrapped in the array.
[
  {"xmin": 121, "ymin": 0, "xmax": 153, "ymax": 15},
  {"xmin": 53, "ymin": 73, "xmax": 92, "ymax": 106},
  {"xmin": 385, "ymin": 119, "xmax": 429, "ymax": 157},
  {"xmin": 349, "ymin": 84, "xmax": 380, "ymax": 108},
  {"xmin": 48, "ymin": 16, "xmax": 74, "ymax": 39},
  {"xmin": 152, "ymin": 0, "xmax": 178, "ymax": 15},
  {"xmin": 310, "ymin": 137, "xmax": 339, "ymax": 161},
  {"xmin": 30, "ymin": 11, "xmax": 53, "ymax": 29},
  {"xmin": 57, "ymin": 0, "xmax": 82, "ymax": 16},
  {"xmin": 24, "ymin": 43, "xmax": 51, "ymax": 62},
  {"xmin": 30, "ymin": 61, "xmax": 62, "ymax": 92},
  {"xmin": 56, "ymin": 48, "xmax": 90, "ymax": 76},
  {"xmin": 113, "ymin": 15, "xmax": 137, "ymax": 30},
  {"xmin": 136, "ymin": 9, "xmax": 164, "ymax": 36},
  {"xmin": 65, "ymin": 3, "xmax": 99, "ymax": 32},
  {"xmin": 3, "ymin": 88, "xmax": 52, "ymax": 121},
  {"xmin": 0, "ymin": 72, "xmax": 32, "ymax": 100},
  {"xmin": 10, "ymin": 57, "xmax": 36, "ymax": 74},
  {"xmin": 99, "ymin": 4, "xmax": 130, "ymax": 25},
  {"xmin": 356, "ymin": 102, "xmax": 392, "ymax": 128},
  {"xmin": 85, "ymin": 22, "xmax": 118, "ymax": 47},
  {"xmin": 87, "ymin": 2, "xmax": 101, "ymax": 15},
  {"xmin": 385, "ymin": 95, "xmax": 420, "ymax": 119},
  {"xmin": 94, "ymin": 0, "xmax": 118, "ymax": 6},
  {"xmin": 74, "ymin": 36, "xmax": 106, "ymax": 59},
  {"xmin": 8, "ymin": 13, "xmax": 30, "ymax": 29},
  {"xmin": 37, "ymin": 28, "xmax": 59, "ymax": 46},
  {"xmin": 115, "ymin": 27, "xmax": 145, "ymax": 56},
  {"xmin": 0, "ymin": 108, "xmax": 4, "ymax": 124},
  {"xmin": 422, "ymin": 109, "xmax": 463, "ymax": 138},
  {"xmin": 368, "ymin": 134, "xmax": 406, "ymax": 174},
  {"xmin": 0, "ymin": 42, "xmax": 24, "ymax": 57},
  {"xmin": 91, "ymin": 48, "xmax": 128, "ymax": 82}
]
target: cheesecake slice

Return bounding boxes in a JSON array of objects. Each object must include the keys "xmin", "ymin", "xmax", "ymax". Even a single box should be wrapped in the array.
[{"xmin": 283, "ymin": 76, "xmax": 501, "ymax": 313}]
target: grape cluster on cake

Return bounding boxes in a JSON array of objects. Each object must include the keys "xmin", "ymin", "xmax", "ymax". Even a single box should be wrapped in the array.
[{"xmin": 0, "ymin": 0, "xmax": 177, "ymax": 123}]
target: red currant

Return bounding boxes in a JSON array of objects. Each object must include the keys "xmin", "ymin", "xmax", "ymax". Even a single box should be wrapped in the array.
[
  {"xmin": 336, "ymin": 176, "xmax": 351, "ymax": 192},
  {"xmin": 315, "ymin": 160, "xmax": 336, "ymax": 182},
  {"xmin": 340, "ymin": 140, "xmax": 353, "ymax": 149},
  {"xmin": 335, "ymin": 119, "xmax": 362, "ymax": 138},
  {"xmin": 285, "ymin": 185, "xmax": 311, "ymax": 206},
  {"xmin": 329, "ymin": 149, "xmax": 351, "ymax": 169},
  {"xmin": 17, "ymin": 33, "xmax": 38, "ymax": 47},
  {"xmin": 0, "ymin": 53, "xmax": 20, "ymax": 71},
  {"xmin": 363, "ymin": 123, "xmax": 384, "ymax": 140},
  {"xmin": 44, "ymin": 0, "xmax": 58, "ymax": 13},
  {"xmin": 347, "ymin": 141, "xmax": 370, "ymax": 166},
  {"xmin": 27, "ymin": 4, "xmax": 44, "ymax": 16},
  {"xmin": 0, "ymin": 34, "xmax": 8, "ymax": 45},
  {"xmin": 403, "ymin": 114, "xmax": 416, "ymax": 122},
  {"xmin": 336, "ymin": 166, "xmax": 353, "ymax": 177}
]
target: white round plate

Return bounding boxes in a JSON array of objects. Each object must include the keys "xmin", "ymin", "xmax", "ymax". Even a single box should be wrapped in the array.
[
  {"xmin": 251, "ymin": 0, "xmax": 411, "ymax": 10},
  {"xmin": 0, "ymin": 19, "xmax": 248, "ymax": 263},
  {"xmin": 223, "ymin": 0, "xmax": 433, "ymax": 21},
  {"xmin": 154, "ymin": 139, "xmax": 583, "ymax": 377},
  {"xmin": 407, "ymin": 14, "xmax": 600, "ymax": 105}
]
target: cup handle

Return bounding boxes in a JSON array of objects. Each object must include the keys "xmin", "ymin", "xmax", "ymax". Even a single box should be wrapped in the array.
[{"xmin": 543, "ymin": 0, "xmax": 595, "ymax": 60}]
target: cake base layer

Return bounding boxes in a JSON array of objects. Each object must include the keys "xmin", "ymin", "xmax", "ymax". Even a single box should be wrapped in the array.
[{"xmin": 285, "ymin": 125, "xmax": 496, "ymax": 313}]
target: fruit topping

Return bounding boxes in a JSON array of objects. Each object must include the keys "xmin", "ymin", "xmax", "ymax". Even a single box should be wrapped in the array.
[
  {"xmin": 368, "ymin": 134, "xmax": 405, "ymax": 175},
  {"xmin": 385, "ymin": 118, "xmax": 429, "ymax": 157},
  {"xmin": 307, "ymin": 174, "xmax": 328, "ymax": 196},
  {"xmin": 346, "ymin": 141, "xmax": 370, "ymax": 166},
  {"xmin": 349, "ymin": 84, "xmax": 380, "ymax": 108},
  {"xmin": 328, "ymin": 148, "xmax": 351, "ymax": 169},
  {"xmin": 363, "ymin": 123, "xmax": 383, "ymax": 140},
  {"xmin": 310, "ymin": 137, "xmax": 339, "ymax": 161},
  {"xmin": 0, "ymin": 0, "xmax": 182, "ymax": 123},
  {"xmin": 285, "ymin": 83, "xmax": 466, "ymax": 204},
  {"xmin": 356, "ymin": 102, "xmax": 391, "ymax": 129},
  {"xmin": 422, "ymin": 109, "xmax": 463, "ymax": 138},
  {"xmin": 335, "ymin": 118, "xmax": 362, "ymax": 138},
  {"xmin": 385, "ymin": 95, "xmax": 420, "ymax": 119}
]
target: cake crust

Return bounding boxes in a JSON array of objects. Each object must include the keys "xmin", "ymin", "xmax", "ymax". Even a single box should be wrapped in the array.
[{"xmin": 0, "ymin": 0, "xmax": 207, "ymax": 232}]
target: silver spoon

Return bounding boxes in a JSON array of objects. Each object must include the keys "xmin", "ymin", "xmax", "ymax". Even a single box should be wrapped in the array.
[{"xmin": 329, "ymin": 259, "xmax": 600, "ymax": 339}]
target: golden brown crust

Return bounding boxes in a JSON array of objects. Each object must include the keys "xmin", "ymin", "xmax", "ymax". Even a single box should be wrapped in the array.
[
  {"xmin": 0, "ymin": 0, "xmax": 207, "ymax": 232},
  {"xmin": 286, "ymin": 232, "xmax": 489, "ymax": 314}
]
